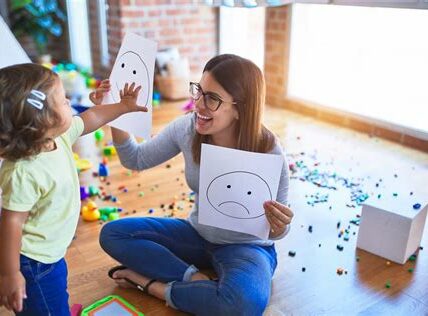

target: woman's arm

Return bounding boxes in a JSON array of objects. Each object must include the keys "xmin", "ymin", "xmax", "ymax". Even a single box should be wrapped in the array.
[
  {"xmin": 0, "ymin": 209, "xmax": 29, "ymax": 313},
  {"xmin": 112, "ymin": 115, "xmax": 187, "ymax": 171},
  {"xmin": 111, "ymin": 127, "xmax": 131, "ymax": 145}
]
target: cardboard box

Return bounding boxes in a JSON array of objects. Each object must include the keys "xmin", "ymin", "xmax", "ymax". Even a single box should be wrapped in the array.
[{"xmin": 357, "ymin": 197, "xmax": 427, "ymax": 264}]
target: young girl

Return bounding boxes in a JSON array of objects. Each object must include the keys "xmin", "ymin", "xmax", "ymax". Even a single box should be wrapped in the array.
[
  {"xmin": 98, "ymin": 54, "xmax": 294, "ymax": 315},
  {"xmin": 0, "ymin": 63, "xmax": 144, "ymax": 315}
]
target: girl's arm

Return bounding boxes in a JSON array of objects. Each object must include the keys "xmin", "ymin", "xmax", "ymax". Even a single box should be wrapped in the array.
[
  {"xmin": 89, "ymin": 80, "xmax": 133, "ymax": 144},
  {"xmin": 89, "ymin": 80, "xmax": 183, "ymax": 171},
  {"xmin": 0, "ymin": 209, "xmax": 29, "ymax": 313},
  {"xmin": 80, "ymin": 83, "xmax": 145, "ymax": 136}
]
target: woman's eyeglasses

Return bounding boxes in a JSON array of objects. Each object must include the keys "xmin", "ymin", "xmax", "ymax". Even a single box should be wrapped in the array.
[{"xmin": 189, "ymin": 82, "xmax": 237, "ymax": 112}]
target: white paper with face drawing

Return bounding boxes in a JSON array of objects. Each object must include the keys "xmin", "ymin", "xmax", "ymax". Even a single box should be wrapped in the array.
[
  {"xmin": 199, "ymin": 144, "xmax": 284, "ymax": 240},
  {"xmin": 103, "ymin": 32, "xmax": 157, "ymax": 140}
]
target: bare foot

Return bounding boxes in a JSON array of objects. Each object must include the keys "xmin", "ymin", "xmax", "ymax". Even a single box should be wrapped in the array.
[{"xmin": 112, "ymin": 268, "xmax": 151, "ymax": 289}]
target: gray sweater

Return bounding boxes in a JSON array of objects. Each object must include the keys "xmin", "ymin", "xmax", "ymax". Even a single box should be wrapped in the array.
[{"xmin": 114, "ymin": 112, "xmax": 290, "ymax": 246}]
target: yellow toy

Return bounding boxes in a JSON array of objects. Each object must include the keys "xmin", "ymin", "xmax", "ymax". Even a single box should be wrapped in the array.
[
  {"xmin": 81, "ymin": 201, "xmax": 100, "ymax": 221},
  {"xmin": 103, "ymin": 146, "xmax": 117, "ymax": 156},
  {"xmin": 74, "ymin": 152, "xmax": 93, "ymax": 172}
]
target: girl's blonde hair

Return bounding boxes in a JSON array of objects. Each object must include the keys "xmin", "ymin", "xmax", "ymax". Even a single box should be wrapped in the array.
[
  {"xmin": 0, "ymin": 63, "xmax": 61, "ymax": 161},
  {"xmin": 192, "ymin": 54, "xmax": 276, "ymax": 163}
]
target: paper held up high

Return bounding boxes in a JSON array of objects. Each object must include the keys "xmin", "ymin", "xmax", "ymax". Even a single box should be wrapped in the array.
[{"xmin": 103, "ymin": 32, "xmax": 158, "ymax": 140}]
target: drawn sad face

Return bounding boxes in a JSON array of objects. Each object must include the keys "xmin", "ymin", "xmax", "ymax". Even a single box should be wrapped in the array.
[
  {"xmin": 206, "ymin": 171, "xmax": 272, "ymax": 219},
  {"xmin": 110, "ymin": 51, "xmax": 150, "ymax": 107}
]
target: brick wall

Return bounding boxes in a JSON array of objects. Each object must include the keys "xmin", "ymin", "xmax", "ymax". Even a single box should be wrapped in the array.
[
  {"xmin": 6, "ymin": 0, "xmax": 217, "ymax": 78},
  {"xmin": 264, "ymin": 6, "xmax": 290, "ymax": 109},
  {"xmin": 89, "ymin": 0, "xmax": 218, "ymax": 78}
]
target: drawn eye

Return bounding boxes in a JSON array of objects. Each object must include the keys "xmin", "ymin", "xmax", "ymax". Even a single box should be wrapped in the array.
[
  {"xmin": 247, "ymin": 191, "xmax": 252, "ymax": 195},
  {"xmin": 133, "ymin": 70, "xmax": 137, "ymax": 75},
  {"xmin": 121, "ymin": 63, "xmax": 125, "ymax": 68},
  {"xmin": 227, "ymin": 185, "xmax": 231, "ymax": 189}
]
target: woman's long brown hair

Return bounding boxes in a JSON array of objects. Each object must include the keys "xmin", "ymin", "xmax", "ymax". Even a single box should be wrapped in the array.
[{"xmin": 192, "ymin": 54, "xmax": 275, "ymax": 164}]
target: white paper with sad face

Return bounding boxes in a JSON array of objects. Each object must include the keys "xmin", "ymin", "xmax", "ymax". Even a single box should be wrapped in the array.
[
  {"xmin": 199, "ymin": 144, "xmax": 284, "ymax": 240},
  {"xmin": 103, "ymin": 32, "xmax": 158, "ymax": 140}
]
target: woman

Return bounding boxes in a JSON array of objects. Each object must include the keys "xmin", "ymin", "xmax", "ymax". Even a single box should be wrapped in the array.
[{"xmin": 98, "ymin": 54, "xmax": 294, "ymax": 315}]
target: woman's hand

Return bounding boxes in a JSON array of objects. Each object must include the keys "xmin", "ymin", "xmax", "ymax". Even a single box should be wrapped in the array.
[
  {"xmin": 264, "ymin": 200, "xmax": 294, "ymax": 238},
  {"xmin": 0, "ymin": 271, "xmax": 26, "ymax": 312},
  {"xmin": 119, "ymin": 82, "xmax": 147, "ymax": 113},
  {"xmin": 89, "ymin": 79, "xmax": 111, "ymax": 105}
]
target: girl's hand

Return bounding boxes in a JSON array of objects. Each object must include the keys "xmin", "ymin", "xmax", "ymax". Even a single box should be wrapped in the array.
[
  {"xmin": 119, "ymin": 82, "xmax": 147, "ymax": 113},
  {"xmin": 89, "ymin": 79, "xmax": 111, "ymax": 105},
  {"xmin": 264, "ymin": 200, "xmax": 294, "ymax": 237},
  {"xmin": 0, "ymin": 271, "xmax": 26, "ymax": 312}
]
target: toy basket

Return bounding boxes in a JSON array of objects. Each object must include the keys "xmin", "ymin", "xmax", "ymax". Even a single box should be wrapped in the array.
[{"xmin": 155, "ymin": 75, "xmax": 189, "ymax": 100}]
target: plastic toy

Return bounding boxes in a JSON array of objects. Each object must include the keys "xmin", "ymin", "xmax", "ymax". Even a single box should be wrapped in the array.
[
  {"xmin": 80, "ymin": 186, "xmax": 89, "ymax": 200},
  {"xmin": 95, "ymin": 129, "xmax": 105, "ymax": 142},
  {"xmin": 88, "ymin": 185, "xmax": 100, "ymax": 197},
  {"xmin": 182, "ymin": 98, "xmax": 195, "ymax": 112},
  {"xmin": 70, "ymin": 303, "xmax": 83, "ymax": 316},
  {"xmin": 74, "ymin": 153, "xmax": 93, "ymax": 172},
  {"xmin": 98, "ymin": 163, "xmax": 109, "ymax": 177},
  {"xmin": 100, "ymin": 207, "xmax": 122, "ymax": 222},
  {"xmin": 81, "ymin": 201, "xmax": 100, "ymax": 221},
  {"xmin": 153, "ymin": 91, "xmax": 161, "ymax": 107},
  {"xmin": 103, "ymin": 146, "xmax": 117, "ymax": 156},
  {"xmin": 81, "ymin": 295, "xmax": 143, "ymax": 316}
]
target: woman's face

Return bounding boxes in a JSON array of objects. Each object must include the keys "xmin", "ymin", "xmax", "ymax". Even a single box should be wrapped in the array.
[{"xmin": 194, "ymin": 71, "xmax": 239, "ymax": 137}]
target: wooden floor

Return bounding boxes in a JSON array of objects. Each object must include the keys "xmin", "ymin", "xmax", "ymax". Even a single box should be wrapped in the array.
[{"xmin": 2, "ymin": 101, "xmax": 428, "ymax": 315}]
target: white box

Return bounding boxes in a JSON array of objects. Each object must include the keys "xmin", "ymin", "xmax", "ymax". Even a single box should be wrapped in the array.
[{"xmin": 357, "ymin": 196, "xmax": 427, "ymax": 264}]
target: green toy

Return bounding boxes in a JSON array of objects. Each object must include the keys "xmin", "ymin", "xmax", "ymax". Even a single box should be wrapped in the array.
[
  {"xmin": 95, "ymin": 129, "xmax": 105, "ymax": 142},
  {"xmin": 88, "ymin": 185, "xmax": 99, "ymax": 197},
  {"xmin": 81, "ymin": 295, "xmax": 143, "ymax": 316}
]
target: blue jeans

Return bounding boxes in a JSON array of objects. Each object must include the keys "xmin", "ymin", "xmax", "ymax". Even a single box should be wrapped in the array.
[
  {"xmin": 17, "ymin": 255, "xmax": 70, "ymax": 316},
  {"xmin": 99, "ymin": 217, "xmax": 277, "ymax": 316}
]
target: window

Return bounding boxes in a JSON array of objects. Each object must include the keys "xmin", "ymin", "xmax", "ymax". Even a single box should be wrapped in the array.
[
  {"xmin": 288, "ymin": 4, "xmax": 428, "ymax": 137},
  {"xmin": 66, "ymin": 0, "xmax": 92, "ymax": 70},
  {"xmin": 219, "ymin": 7, "xmax": 265, "ymax": 71}
]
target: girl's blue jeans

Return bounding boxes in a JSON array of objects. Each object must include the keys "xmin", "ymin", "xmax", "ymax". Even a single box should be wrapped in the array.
[
  {"xmin": 99, "ymin": 217, "xmax": 277, "ymax": 316},
  {"xmin": 17, "ymin": 255, "xmax": 70, "ymax": 316}
]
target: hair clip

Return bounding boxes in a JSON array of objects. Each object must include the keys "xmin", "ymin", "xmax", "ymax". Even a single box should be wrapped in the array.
[{"xmin": 26, "ymin": 89, "xmax": 46, "ymax": 110}]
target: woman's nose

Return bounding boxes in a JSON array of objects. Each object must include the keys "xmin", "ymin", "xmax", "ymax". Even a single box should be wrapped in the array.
[{"xmin": 194, "ymin": 96, "xmax": 205, "ymax": 110}]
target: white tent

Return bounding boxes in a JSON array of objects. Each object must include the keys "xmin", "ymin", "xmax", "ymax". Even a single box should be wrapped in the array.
[{"xmin": 0, "ymin": 15, "xmax": 31, "ymax": 69}]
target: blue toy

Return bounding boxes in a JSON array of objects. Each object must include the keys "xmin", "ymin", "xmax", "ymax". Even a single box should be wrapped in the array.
[{"xmin": 98, "ymin": 163, "xmax": 109, "ymax": 177}]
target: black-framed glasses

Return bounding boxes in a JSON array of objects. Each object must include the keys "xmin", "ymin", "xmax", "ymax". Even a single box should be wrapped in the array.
[{"xmin": 189, "ymin": 82, "xmax": 237, "ymax": 112}]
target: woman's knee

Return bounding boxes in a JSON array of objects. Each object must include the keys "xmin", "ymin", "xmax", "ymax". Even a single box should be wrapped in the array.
[
  {"xmin": 99, "ymin": 220, "xmax": 124, "ymax": 252},
  {"xmin": 99, "ymin": 218, "xmax": 155, "ymax": 254}
]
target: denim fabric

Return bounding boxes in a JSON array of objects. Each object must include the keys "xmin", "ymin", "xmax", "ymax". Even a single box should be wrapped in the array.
[
  {"xmin": 100, "ymin": 217, "xmax": 277, "ymax": 316},
  {"xmin": 17, "ymin": 255, "xmax": 70, "ymax": 316}
]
